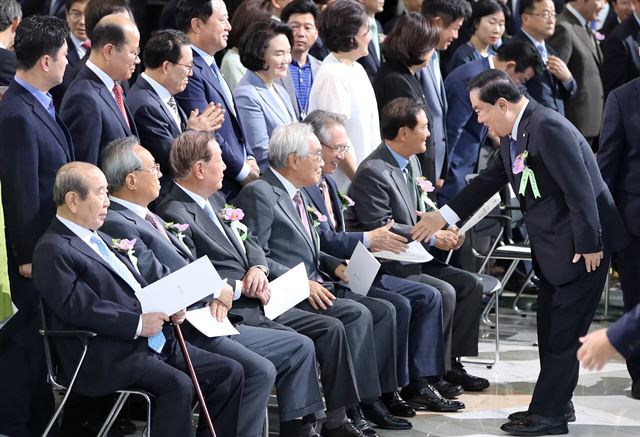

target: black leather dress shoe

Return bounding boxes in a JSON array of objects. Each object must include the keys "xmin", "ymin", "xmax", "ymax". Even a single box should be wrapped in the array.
[
  {"xmin": 508, "ymin": 401, "xmax": 575, "ymax": 423},
  {"xmin": 632, "ymin": 380, "xmax": 640, "ymax": 399},
  {"xmin": 445, "ymin": 364, "xmax": 490, "ymax": 391},
  {"xmin": 346, "ymin": 407, "xmax": 379, "ymax": 436},
  {"xmin": 400, "ymin": 384, "xmax": 465, "ymax": 412},
  {"xmin": 380, "ymin": 392, "xmax": 416, "ymax": 417},
  {"xmin": 428, "ymin": 376, "xmax": 464, "ymax": 399},
  {"xmin": 320, "ymin": 421, "xmax": 365, "ymax": 437},
  {"xmin": 500, "ymin": 413, "xmax": 568, "ymax": 436},
  {"xmin": 360, "ymin": 400, "xmax": 412, "ymax": 430}
]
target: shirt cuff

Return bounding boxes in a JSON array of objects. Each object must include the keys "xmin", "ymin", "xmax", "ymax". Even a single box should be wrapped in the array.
[
  {"xmin": 362, "ymin": 233, "xmax": 369, "ymax": 248},
  {"xmin": 234, "ymin": 280, "xmax": 243, "ymax": 300},
  {"xmin": 235, "ymin": 162, "xmax": 251, "ymax": 182},
  {"xmin": 135, "ymin": 316, "xmax": 142, "ymax": 339},
  {"xmin": 429, "ymin": 236, "xmax": 436, "ymax": 247},
  {"xmin": 440, "ymin": 205, "xmax": 461, "ymax": 226},
  {"xmin": 562, "ymin": 78, "xmax": 574, "ymax": 88}
]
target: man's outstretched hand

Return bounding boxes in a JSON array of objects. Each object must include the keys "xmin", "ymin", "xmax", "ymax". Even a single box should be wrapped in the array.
[{"xmin": 411, "ymin": 211, "xmax": 447, "ymax": 242}]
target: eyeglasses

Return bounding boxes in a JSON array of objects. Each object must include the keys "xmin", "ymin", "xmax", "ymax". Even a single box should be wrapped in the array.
[
  {"xmin": 67, "ymin": 10, "xmax": 84, "ymax": 20},
  {"xmin": 135, "ymin": 163, "xmax": 161, "ymax": 175},
  {"xmin": 321, "ymin": 142, "xmax": 350, "ymax": 154},
  {"xmin": 303, "ymin": 150, "xmax": 324, "ymax": 162},
  {"xmin": 172, "ymin": 61, "xmax": 193, "ymax": 73},
  {"xmin": 118, "ymin": 45, "xmax": 140, "ymax": 58},
  {"xmin": 526, "ymin": 11, "xmax": 557, "ymax": 20}
]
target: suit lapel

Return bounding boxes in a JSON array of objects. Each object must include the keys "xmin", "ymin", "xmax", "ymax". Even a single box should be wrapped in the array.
[
  {"xmin": 255, "ymin": 84, "xmax": 291, "ymax": 125},
  {"xmin": 92, "ymin": 79, "xmax": 131, "ymax": 134},
  {"xmin": 208, "ymin": 194, "xmax": 250, "ymax": 264},
  {"xmin": 325, "ymin": 176, "xmax": 346, "ymax": 232},
  {"xmin": 140, "ymin": 78, "xmax": 182, "ymax": 135},
  {"xmin": 192, "ymin": 52, "xmax": 236, "ymax": 117},
  {"xmin": 379, "ymin": 146, "xmax": 416, "ymax": 224}
]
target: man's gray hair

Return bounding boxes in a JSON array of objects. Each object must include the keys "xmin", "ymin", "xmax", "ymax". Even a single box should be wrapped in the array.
[
  {"xmin": 101, "ymin": 136, "xmax": 142, "ymax": 192},
  {"xmin": 304, "ymin": 110, "xmax": 346, "ymax": 145},
  {"xmin": 53, "ymin": 162, "xmax": 97, "ymax": 206},
  {"xmin": 0, "ymin": 0, "xmax": 22, "ymax": 32},
  {"xmin": 268, "ymin": 122, "xmax": 315, "ymax": 169}
]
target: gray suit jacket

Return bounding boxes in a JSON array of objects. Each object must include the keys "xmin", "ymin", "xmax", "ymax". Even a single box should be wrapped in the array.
[
  {"xmin": 234, "ymin": 70, "xmax": 297, "ymax": 171},
  {"xmin": 234, "ymin": 168, "xmax": 344, "ymax": 280},
  {"xmin": 276, "ymin": 55, "xmax": 322, "ymax": 120},
  {"xmin": 548, "ymin": 8, "xmax": 604, "ymax": 138}
]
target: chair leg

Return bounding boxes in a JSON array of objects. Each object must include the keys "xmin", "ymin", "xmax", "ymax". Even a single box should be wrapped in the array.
[
  {"xmin": 97, "ymin": 392, "xmax": 129, "ymax": 437},
  {"xmin": 263, "ymin": 406, "xmax": 269, "ymax": 437},
  {"xmin": 512, "ymin": 270, "xmax": 536, "ymax": 316}
]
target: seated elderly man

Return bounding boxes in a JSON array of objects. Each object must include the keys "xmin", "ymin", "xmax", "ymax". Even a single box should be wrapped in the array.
[
  {"xmin": 346, "ymin": 98, "xmax": 488, "ymax": 393},
  {"xmin": 302, "ymin": 110, "xmax": 463, "ymax": 413},
  {"xmin": 156, "ymin": 130, "xmax": 379, "ymax": 437},
  {"xmin": 234, "ymin": 123, "xmax": 412, "ymax": 433},
  {"xmin": 99, "ymin": 136, "xmax": 324, "ymax": 437},
  {"xmin": 31, "ymin": 162, "xmax": 243, "ymax": 437}
]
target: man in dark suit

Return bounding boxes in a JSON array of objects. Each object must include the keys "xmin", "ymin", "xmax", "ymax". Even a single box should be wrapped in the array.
[
  {"xmin": 302, "ymin": 110, "xmax": 465, "ymax": 413},
  {"xmin": 548, "ymin": 0, "xmax": 605, "ymax": 148},
  {"xmin": 513, "ymin": 0, "xmax": 577, "ymax": 116},
  {"xmin": 279, "ymin": 0, "xmax": 323, "ymax": 121},
  {"xmin": 60, "ymin": 14, "xmax": 139, "ymax": 164},
  {"xmin": 157, "ymin": 129, "xmax": 375, "ymax": 437},
  {"xmin": 234, "ymin": 123, "xmax": 414, "ymax": 434},
  {"xmin": 100, "ymin": 137, "xmax": 325, "ymax": 437},
  {"xmin": 357, "ymin": 0, "xmax": 384, "ymax": 80},
  {"xmin": 33, "ymin": 161, "xmax": 244, "ymax": 437},
  {"xmin": 601, "ymin": 0, "xmax": 640, "ymax": 95},
  {"xmin": 599, "ymin": 0, "xmax": 634, "ymax": 36},
  {"xmin": 597, "ymin": 76, "xmax": 640, "ymax": 399},
  {"xmin": 51, "ymin": 0, "xmax": 90, "ymax": 109},
  {"xmin": 0, "ymin": 16, "xmax": 75, "ymax": 436},
  {"xmin": 0, "ymin": 0, "xmax": 20, "ymax": 87},
  {"xmin": 175, "ymin": 0, "xmax": 259, "ymax": 200},
  {"xmin": 126, "ymin": 29, "xmax": 222, "ymax": 198},
  {"xmin": 439, "ymin": 40, "xmax": 543, "ymax": 205},
  {"xmin": 417, "ymin": 0, "xmax": 471, "ymax": 192},
  {"xmin": 346, "ymin": 98, "xmax": 488, "ymax": 395},
  {"xmin": 412, "ymin": 69, "xmax": 628, "ymax": 435}
]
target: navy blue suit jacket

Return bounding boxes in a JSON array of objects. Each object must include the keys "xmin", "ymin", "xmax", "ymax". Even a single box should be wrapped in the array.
[
  {"xmin": 598, "ymin": 77, "xmax": 640, "ymax": 237},
  {"xmin": 60, "ymin": 65, "xmax": 137, "ymax": 164},
  {"xmin": 303, "ymin": 175, "xmax": 364, "ymax": 259},
  {"xmin": 448, "ymin": 101, "xmax": 628, "ymax": 286},
  {"xmin": 0, "ymin": 80, "xmax": 74, "ymax": 267},
  {"xmin": 512, "ymin": 30, "xmax": 576, "ymax": 115},
  {"xmin": 51, "ymin": 36, "xmax": 83, "ymax": 109},
  {"xmin": 608, "ymin": 302, "xmax": 640, "ymax": 359},
  {"xmin": 601, "ymin": 15, "xmax": 640, "ymax": 96},
  {"xmin": 126, "ymin": 75, "xmax": 186, "ymax": 188},
  {"xmin": 32, "ymin": 219, "xmax": 154, "ymax": 397},
  {"xmin": 175, "ymin": 50, "xmax": 252, "ymax": 199}
]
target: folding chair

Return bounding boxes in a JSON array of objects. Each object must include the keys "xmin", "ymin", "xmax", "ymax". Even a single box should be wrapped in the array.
[{"xmin": 39, "ymin": 301, "xmax": 153, "ymax": 437}]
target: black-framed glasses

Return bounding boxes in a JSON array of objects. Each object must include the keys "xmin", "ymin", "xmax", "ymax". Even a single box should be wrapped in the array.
[
  {"xmin": 172, "ymin": 62, "xmax": 193, "ymax": 73},
  {"xmin": 321, "ymin": 142, "xmax": 350, "ymax": 154}
]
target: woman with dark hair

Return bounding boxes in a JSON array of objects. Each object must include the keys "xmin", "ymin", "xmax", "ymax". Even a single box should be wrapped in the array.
[
  {"xmin": 308, "ymin": 0, "xmax": 379, "ymax": 189},
  {"xmin": 446, "ymin": 0, "xmax": 506, "ymax": 75},
  {"xmin": 233, "ymin": 20, "xmax": 296, "ymax": 170},
  {"xmin": 372, "ymin": 12, "xmax": 440, "ymax": 116},
  {"xmin": 220, "ymin": 0, "xmax": 272, "ymax": 90}
]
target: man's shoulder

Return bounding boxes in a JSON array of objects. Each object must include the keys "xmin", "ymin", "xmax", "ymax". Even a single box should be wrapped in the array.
[{"xmin": 608, "ymin": 77, "xmax": 640, "ymax": 104}]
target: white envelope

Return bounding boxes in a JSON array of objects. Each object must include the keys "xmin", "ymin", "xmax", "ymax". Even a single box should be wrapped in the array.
[
  {"xmin": 458, "ymin": 193, "xmax": 501, "ymax": 235},
  {"xmin": 135, "ymin": 256, "xmax": 224, "ymax": 315},
  {"xmin": 373, "ymin": 241, "xmax": 434, "ymax": 263},
  {"xmin": 185, "ymin": 307, "xmax": 239, "ymax": 338},
  {"xmin": 344, "ymin": 241, "xmax": 380, "ymax": 295},
  {"xmin": 264, "ymin": 263, "xmax": 310, "ymax": 320}
]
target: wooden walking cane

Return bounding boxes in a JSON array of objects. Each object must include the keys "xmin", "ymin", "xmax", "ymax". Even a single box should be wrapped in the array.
[{"xmin": 174, "ymin": 324, "xmax": 217, "ymax": 437}]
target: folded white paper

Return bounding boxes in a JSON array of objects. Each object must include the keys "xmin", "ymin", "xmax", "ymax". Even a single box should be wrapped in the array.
[
  {"xmin": 264, "ymin": 263, "xmax": 310, "ymax": 320},
  {"xmin": 136, "ymin": 256, "xmax": 224, "ymax": 315},
  {"xmin": 373, "ymin": 241, "xmax": 434, "ymax": 263},
  {"xmin": 344, "ymin": 241, "xmax": 380, "ymax": 295},
  {"xmin": 185, "ymin": 307, "xmax": 239, "ymax": 338},
  {"xmin": 458, "ymin": 193, "xmax": 501, "ymax": 235}
]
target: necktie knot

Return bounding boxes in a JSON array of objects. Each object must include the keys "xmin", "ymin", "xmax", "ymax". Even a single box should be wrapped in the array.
[{"xmin": 81, "ymin": 40, "xmax": 92, "ymax": 50}]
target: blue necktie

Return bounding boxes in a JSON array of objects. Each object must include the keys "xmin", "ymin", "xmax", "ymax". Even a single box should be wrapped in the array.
[
  {"xmin": 47, "ymin": 99, "xmax": 57, "ymax": 121},
  {"xmin": 89, "ymin": 233, "xmax": 166, "ymax": 353},
  {"xmin": 210, "ymin": 61, "xmax": 236, "ymax": 116},
  {"xmin": 536, "ymin": 43, "xmax": 548, "ymax": 64},
  {"xmin": 509, "ymin": 138, "xmax": 517, "ymax": 164}
]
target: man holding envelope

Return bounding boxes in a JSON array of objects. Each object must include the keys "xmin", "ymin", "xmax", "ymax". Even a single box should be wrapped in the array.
[{"xmin": 32, "ymin": 162, "xmax": 243, "ymax": 437}]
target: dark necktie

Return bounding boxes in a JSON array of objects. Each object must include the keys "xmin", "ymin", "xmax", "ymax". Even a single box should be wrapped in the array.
[
  {"xmin": 404, "ymin": 163, "xmax": 417, "ymax": 209},
  {"xmin": 319, "ymin": 178, "xmax": 337, "ymax": 229},
  {"xmin": 112, "ymin": 83, "xmax": 130, "ymax": 127},
  {"xmin": 144, "ymin": 211, "xmax": 170, "ymax": 242},
  {"xmin": 509, "ymin": 137, "xmax": 517, "ymax": 164}
]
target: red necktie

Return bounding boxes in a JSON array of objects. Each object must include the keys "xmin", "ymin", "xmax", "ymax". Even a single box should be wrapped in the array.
[
  {"xmin": 112, "ymin": 83, "xmax": 130, "ymax": 127},
  {"xmin": 81, "ymin": 40, "xmax": 91, "ymax": 50}
]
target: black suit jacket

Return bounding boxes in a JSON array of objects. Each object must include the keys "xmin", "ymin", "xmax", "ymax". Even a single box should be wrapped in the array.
[
  {"xmin": 0, "ymin": 48, "xmax": 16, "ymax": 86},
  {"xmin": 357, "ymin": 19, "xmax": 383, "ymax": 81},
  {"xmin": 601, "ymin": 14, "xmax": 640, "ymax": 95},
  {"xmin": 21, "ymin": 0, "xmax": 65, "ymax": 18},
  {"xmin": 599, "ymin": 8, "xmax": 620, "ymax": 37},
  {"xmin": 0, "ymin": 80, "xmax": 74, "ymax": 267},
  {"xmin": 32, "ymin": 219, "xmax": 152, "ymax": 396},
  {"xmin": 302, "ymin": 175, "xmax": 364, "ymax": 259},
  {"xmin": 512, "ymin": 30, "xmax": 576, "ymax": 114},
  {"xmin": 155, "ymin": 182, "xmax": 266, "ymax": 324},
  {"xmin": 448, "ymin": 101, "xmax": 628, "ymax": 286},
  {"xmin": 126, "ymin": 75, "xmax": 187, "ymax": 189},
  {"xmin": 51, "ymin": 36, "xmax": 83, "ymax": 109},
  {"xmin": 598, "ymin": 77, "xmax": 640, "ymax": 237},
  {"xmin": 60, "ymin": 65, "xmax": 138, "ymax": 164}
]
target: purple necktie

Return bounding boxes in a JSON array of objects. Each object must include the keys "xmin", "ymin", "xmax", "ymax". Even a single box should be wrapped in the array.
[{"xmin": 293, "ymin": 191, "xmax": 312, "ymax": 238}]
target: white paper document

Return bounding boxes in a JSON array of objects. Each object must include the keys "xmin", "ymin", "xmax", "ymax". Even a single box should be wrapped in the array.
[
  {"xmin": 373, "ymin": 241, "xmax": 434, "ymax": 263},
  {"xmin": 458, "ymin": 193, "xmax": 502, "ymax": 235},
  {"xmin": 136, "ymin": 256, "xmax": 224, "ymax": 316},
  {"xmin": 344, "ymin": 242, "xmax": 380, "ymax": 295},
  {"xmin": 185, "ymin": 307, "xmax": 239, "ymax": 338},
  {"xmin": 264, "ymin": 263, "xmax": 310, "ymax": 320}
]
